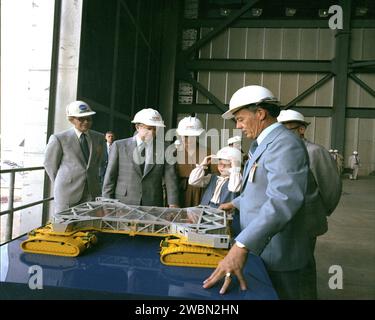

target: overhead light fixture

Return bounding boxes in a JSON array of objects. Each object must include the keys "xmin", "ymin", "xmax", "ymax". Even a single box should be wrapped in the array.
[
  {"xmin": 285, "ymin": 8, "xmax": 296, "ymax": 17},
  {"xmin": 355, "ymin": 7, "xmax": 368, "ymax": 16},
  {"xmin": 220, "ymin": 8, "xmax": 231, "ymax": 17},
  {"xmin": 318, "ymin": 8, "xmax": 329, "ymax": 18},
  {"xmin": 251, "ymin": 8, "xmax": 262, "ymax": 17}
]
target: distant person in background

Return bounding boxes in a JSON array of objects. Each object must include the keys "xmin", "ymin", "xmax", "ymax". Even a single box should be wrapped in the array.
[
  {"xmin": 100, "ymin": 131, "xmax": 116, "ymax": 184},
  {"xmin": 175, "ymin": 115, "xmax": 218, "ymax": 207},
  {"xmin": 328, "ymin": 149, "xmax": 335, "ymax": 161},
  {"xmin": 348, "ymin": 151, "xmax": 361, "ymax": 180},
  {"xmin": 334, "ymin": 149, "xmax": 344, "ymax": 175},
  {"xmin": 102, "ymin": 108, "xmax": 179, "ymax": 207},
  {"xmin": 44, "ymin": 101, "xmax": 105, "ymax": 213}
]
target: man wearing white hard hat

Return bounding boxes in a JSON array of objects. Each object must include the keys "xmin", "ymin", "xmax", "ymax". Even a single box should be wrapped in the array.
[
  {"xmin": 102, "ymin": 108, "xmax": 179, "ymax": 207},
  {"xmin": 175, "ymin": 115, "xmax": 219, "ymax": 207},
  {"xmin": 203, "ymin": 85, "xmax": 317, "ymax": 300},
  {"xmin": 348, "ymin": 151, "xmax": 361, "ymax": 180},
  {"xmin": 278, "ymin": 110, "xmax": 342, "ymax": 274},
  {"xmin": 44, "ymin": 101, "xmax": 106, "ymax": 213}
]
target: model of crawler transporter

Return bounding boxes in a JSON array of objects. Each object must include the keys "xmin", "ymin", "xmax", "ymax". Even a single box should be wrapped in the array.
[{"xmin": 21, "ymin": 198, "xmax": 231, "ymax": 268}]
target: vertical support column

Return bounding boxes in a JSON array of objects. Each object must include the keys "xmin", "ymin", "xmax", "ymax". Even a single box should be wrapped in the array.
[
  {"xmin": 43, "ymin": 0, "xmax": 83, "ymax": 220},
  {"xmin": 331, "ymin": 0, "xmax": 351, "ymax": 153},
  {"xmin": 43, "ymin": 0, "xmax": 62, "ymax": 224},
  {"xmin": 109, "ymin": 0, "xmax": 121, "ymax": 130},
  {"xmin": 53, "ymin": 0, "xmax": 84, "ymax": 133},
  {"xmin": 4, "ymin": 172, "xmax": 15, "ymax": 242},
  {"xmin": 158, "ymin": 0, "xmax": 181, "ymax": 129}
]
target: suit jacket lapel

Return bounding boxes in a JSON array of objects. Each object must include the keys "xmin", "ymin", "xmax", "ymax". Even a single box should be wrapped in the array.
[
  {"xmin": 87, "ymin": 130, "xmax": 93, "ymax": 166},
  {"xmin": 241, "ymin": 125, "xmax": 285, "ymax": 191},
  {"xmin": 69, "ymin": 129, "xmax": 87, "ymax": 167},
  {"xmin": 143, "ymin": 140, "xmax": 157, "ymax": 178},
  {"xmin": 128, "ymin": 138, "xmax": 143, "ymax": 177}
]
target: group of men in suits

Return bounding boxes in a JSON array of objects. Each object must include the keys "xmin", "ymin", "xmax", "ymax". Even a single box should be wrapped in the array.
[{"xmin": 44, "ymin": 85, "xmax": 341, "ymax": 299}]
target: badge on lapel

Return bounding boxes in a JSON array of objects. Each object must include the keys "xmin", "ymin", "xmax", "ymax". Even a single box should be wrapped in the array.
[{"xmin": 248, "ymin": 162, "xmax": 258, "ymax": 183}]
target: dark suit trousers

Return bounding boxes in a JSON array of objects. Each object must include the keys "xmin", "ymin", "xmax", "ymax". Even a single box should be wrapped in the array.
[{"xmin": 266, "ymin": 239, "xmax": 317, "ymax": 300}]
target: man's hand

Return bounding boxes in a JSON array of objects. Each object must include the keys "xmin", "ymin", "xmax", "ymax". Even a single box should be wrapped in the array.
[
  {"xmin": 219, "ymin": 202, "xmax": 235, "ymax": 212},
  {"xmin": 203, "ymin": 244, "xmax": 248, "ymax": 294}
]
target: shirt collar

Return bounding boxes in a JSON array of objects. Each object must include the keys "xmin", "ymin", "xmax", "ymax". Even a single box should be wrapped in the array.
[
  {"xmin": 135, "ymin": 134, "xmax": 153, "ymax": 147},
  {"xmin": 256, "ymin": 122, "xmax": 281, "ymax": 145},
  {"xmin": 73, "ymin": 127, "xmax": 90, "ymax": 139}
]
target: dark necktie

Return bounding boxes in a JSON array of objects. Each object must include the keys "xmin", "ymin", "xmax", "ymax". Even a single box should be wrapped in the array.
[
  {"xmin": 139, "ymin": 143, "xmax": 146, "ymax": 174},
  {"xmin": 80, "ymin": 133, "xmax": 90, "ymax": 164},
  {"xmin": 249, "ymin": 140, "xmax": 258, "ymax": 159}
]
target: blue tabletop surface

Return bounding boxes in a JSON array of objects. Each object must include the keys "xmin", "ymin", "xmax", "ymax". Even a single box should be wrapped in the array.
[{"xmin": 0, "ymin": 233, "xmax": 278, "ymax": 300}]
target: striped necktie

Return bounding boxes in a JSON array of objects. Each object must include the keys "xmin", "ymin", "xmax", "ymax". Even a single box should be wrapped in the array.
[{"xmin": 139, "ymin": 142, "xmax": 146, "ymax": 174}]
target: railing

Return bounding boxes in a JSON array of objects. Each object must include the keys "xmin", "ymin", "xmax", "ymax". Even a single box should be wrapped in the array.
[{"xmin": 0, "ymin": 166, "xmax": 53, "ymax": 243}]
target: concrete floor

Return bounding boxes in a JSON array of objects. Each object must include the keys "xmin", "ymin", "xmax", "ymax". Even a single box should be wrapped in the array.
[{"xmin": 315, "ymin": 175, "xmax": 375, "ymax": 300}]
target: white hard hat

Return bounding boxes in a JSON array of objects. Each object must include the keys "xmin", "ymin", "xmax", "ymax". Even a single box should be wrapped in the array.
[
  {"xmin": 176, "ymin": 116, "xmax": 204, "ymax": 136},
  {"xmin": 334, "ymin": 149, "xmax": 338, "ymax": 153},
  {"xmin": 353, "ymin": 151, "xmax": 358, "ymax": 155},
  {"xmin": 66, "ymin": 101, "xmax": 96, "ymax": 118},
  {"xmin": 277, "ymin": 109, "xmax": 310, "ymax": 126},
  {"xmin": 222, "ymin": 85, "xmax": 279, "ymax": 120},
  {"xmin": 227, "ymin": 136, "xmax": 242, "ymax": 145},
  {"xmin": 329, "ymin": 149, "xmax": 334, "ymax": 152},
  {"xmin": 131, "ymin": 108, "xmax": 165, "ymax": 127},
  {"xmin": 212, "ymin": 146, "xmax": 242, "ymax": 162}
]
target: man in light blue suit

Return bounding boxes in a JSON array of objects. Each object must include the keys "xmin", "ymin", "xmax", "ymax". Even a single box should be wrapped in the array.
[{"xmin": 203, "ymin": 85, "xmax": 317, "ymax": 299}]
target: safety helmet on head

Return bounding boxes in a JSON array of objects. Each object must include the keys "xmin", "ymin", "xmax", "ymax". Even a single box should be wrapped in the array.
[
  {"xmin": 176, "ymin": 116, "xmax": 204, "ymax": 136},
  {"xmin": 329, "ymin": 149, "xmax": 334, "ymax": 153},
  {"xmin": 277, "ymin": 109, "xmax": 310, "ymax": 126},
  {"xmin": 66, "ymin": 101, "xmax": 96, "ymax": 118},
  {"xmin": 334, "ymin": 149, "xmax": 338, "ymax": 153},
  {"xmin": 131, "ymin": 108, "xmax": 165, "ymax": 127},
  {"xmin": 353, "ymin": 151, "xmax": 358, "ymax": 155},
  {"xmin": 222, "ymin": 85, "xmax": 279, "ymax": 120},
  {"xmin": 212, "ymin": 146, "xmax": 242, "ymax": 163},
  {"xmin": 227, "ymin": 136, "xmax": 242, "ymax": 145}
]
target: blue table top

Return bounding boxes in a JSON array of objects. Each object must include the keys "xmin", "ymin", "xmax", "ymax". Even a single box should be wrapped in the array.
[{"xmin": 0, "ymin": 233, "xmax": 277, "ymax": 300}]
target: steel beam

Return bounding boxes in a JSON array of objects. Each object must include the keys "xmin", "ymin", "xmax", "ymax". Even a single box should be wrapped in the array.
[
  {"xmin": 181, "ymin": 76, "xmax": 227, "ymax": 113},
  {"xmin": 285, "ymin": 74, "xmax": 334, "ymax": 108},
  {"xmin": 349, "ymin": 73, "xmax": 375, "ymax": 98},
  {"xmin": 183, "ymin": 0, "xmax": 259, "ymax": 58},
  {"xmin": 331, "ymin": 0, "xmax": 352, "ymax": 153},
  {"xmin": 186, "ymin": 59, "xmax": 332, "ymax": 73},
  {"xmin": 183, "ymin": 19, "xmax": 375, "ymax": 29},
  {"xmin": 177, "ymin": 104, "xmax": 334, "ymax": 117},
  {"xmin": 346, "ymin": 108, "xmax": 375, "ymax": 119}
]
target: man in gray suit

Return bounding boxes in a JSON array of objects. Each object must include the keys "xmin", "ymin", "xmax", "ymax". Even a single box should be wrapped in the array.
[
  {"xmin": 203, "ymin": 85, "xmax": 316, "ymax": 299},
  {"xmin": 278, "ymin": 109, "xmax": 342, "ymax": 241},
  {"xmin": 44, "ymin": 101, "xmax": 105, "ymax": 213},
  {"xmin": 102, "ymin": 108, "xmax": 179, "ymax": 208}
]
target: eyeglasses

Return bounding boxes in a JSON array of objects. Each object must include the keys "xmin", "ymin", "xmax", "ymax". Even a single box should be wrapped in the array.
[
  {"xmin": 75, "ymin": 116, "xmax": 92, "ymax": 122},
  {"xmin": 138, "ymin": 124, "xmax": 156, "ymax": 131}
]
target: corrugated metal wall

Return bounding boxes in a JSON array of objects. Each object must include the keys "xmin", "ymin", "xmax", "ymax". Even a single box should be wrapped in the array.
[{"xmin": 178, "ymin": 27, "xmax": 375, "ymax": 174}]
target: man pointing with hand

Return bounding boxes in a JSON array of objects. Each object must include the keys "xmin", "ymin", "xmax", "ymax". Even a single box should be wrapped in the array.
[{"xmin": 203, "ymin": 86, "xmax": 317, "ymax": 300}]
